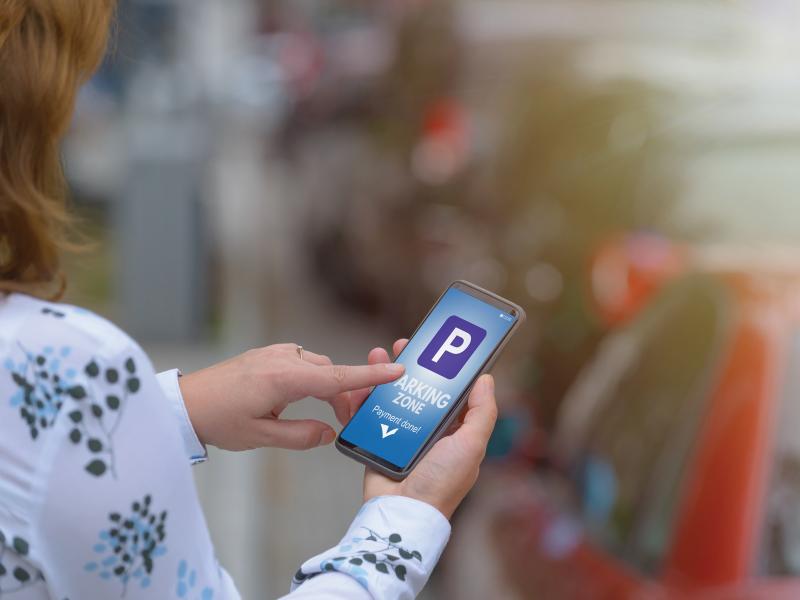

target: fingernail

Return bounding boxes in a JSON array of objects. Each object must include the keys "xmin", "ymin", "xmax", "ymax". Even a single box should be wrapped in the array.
[
  {"xmin": 320, "ymin": 430, "xmax": 336, "ymax": 445},
  {"xmin": 483, "ymin": 374, "xmax": 494, "ymax": 392},
  {"xmin": 385, "ymin": 363, "xmax": 405, "ymax": 375}
]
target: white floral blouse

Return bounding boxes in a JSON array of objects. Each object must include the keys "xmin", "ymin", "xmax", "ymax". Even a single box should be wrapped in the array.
[{"xmin": 0, "ymin": 293, "xmax": 450, "ymax": 599}]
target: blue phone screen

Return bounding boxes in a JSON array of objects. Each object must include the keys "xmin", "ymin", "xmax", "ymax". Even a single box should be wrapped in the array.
[{"xmin": 340, "ymin": 287, "xmax": 517, "ymax": 469}]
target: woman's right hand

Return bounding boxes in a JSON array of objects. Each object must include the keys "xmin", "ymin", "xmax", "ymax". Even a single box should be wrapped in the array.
[
  {"xmin": 359, "ymin": 339, "xmax": 498, "ymax": 519},
  {"xmin": 178, "ymin": 344, "xmax": 405, "ymax": 452}
]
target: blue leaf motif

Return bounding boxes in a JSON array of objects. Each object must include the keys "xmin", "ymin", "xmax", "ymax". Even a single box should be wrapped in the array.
[
  {"xmin": 88, "ymin": 496, "xmax": 168, "ymax": 592},
  {"xmin": 175, "ymin": 558, "xmax": 215, "ymax": 599},
  {"xmin": 101, "ymin": 555, "xmax": 118, "ymax": 567}
]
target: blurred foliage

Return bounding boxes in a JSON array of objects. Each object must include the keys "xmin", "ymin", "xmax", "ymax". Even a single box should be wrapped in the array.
[
  {"xmin": 61, "ymin": 201, "xmax": 114, "ymax": 314},
  {"xmin": 367, "ymin": 0, "xmax": 460, "ymax": 155},
  {"xmin": 487, "ymin": 66, "xmax": 684, "ymax": 426},
  {"xmin": 293, "ymin": 1, "xmax": 689, "ymax": 428}
]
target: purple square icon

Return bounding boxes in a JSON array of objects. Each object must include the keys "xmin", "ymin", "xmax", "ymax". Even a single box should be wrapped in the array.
[{"xmin": 418, "ymin": 315, "xmax": 487, "ymax": 379}]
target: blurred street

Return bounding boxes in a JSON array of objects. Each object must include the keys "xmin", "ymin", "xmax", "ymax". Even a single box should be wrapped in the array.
[
  {"xmin": 61, "ymin": 1, "xmax": 800, "ymax": 598},
  {"xmin": 145, "ymin": 121, "xmax": 406, "ymax": 598}
]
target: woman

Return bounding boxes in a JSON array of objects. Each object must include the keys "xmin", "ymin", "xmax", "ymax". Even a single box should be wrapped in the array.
[{"xmin": 0, "ymin": 2, "xmax": 498, "ymax": 599}]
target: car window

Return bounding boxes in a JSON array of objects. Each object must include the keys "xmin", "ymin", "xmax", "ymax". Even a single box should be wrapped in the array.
[
  {"xmin": 760, "ymin": 332, "xmax": 800, "ymax": 577},
  {"xmin": 555, "ymin": 274, "xmax": 728, "ymax": 574}
]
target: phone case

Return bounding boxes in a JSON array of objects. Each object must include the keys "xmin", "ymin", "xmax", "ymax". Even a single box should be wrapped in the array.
[{"xmin": 335, "ymin": 280, "xmax": 526, "ymax": 480}]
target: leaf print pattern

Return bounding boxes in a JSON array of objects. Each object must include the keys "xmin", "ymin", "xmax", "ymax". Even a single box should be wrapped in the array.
[
  {"xmin": 4, "ymin": 344, "xmax": 78, "ymax": 440},
  {"xmin": 293, "ymin": 527, "xmax": 422, "ymax": 588},
  {"xmin": 175, "ymin": 560, "xmax": 214, "ymax": 599},
  {"xmin": 0, "ymin": 528, "xmax": 45, "ymax": 595},
  {"xmin": 4, "ymin": 342, "xmax": 142, "ymax": 478},
  {"xmin": 84, "ymin": 495, "xmax": 167, "ymax": 595},
  {"xmin": 66, "ymin": 355, "xmax": 141, "ymax": 478},
  {"xmin": 40, "ymin": 306, "xmax": 66, "ymax": 319},
  {"xmin": 1, "ymin": 298, "xmax": 239, "ymax": 599}
]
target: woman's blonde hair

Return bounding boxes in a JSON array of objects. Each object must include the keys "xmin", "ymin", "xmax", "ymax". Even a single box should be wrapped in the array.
[{"xmin": 0, "ymin": 0, "xmax": 114, "ymax": 299}]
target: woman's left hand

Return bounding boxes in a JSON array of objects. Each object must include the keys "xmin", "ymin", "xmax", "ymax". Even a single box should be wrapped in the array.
[{"xmin": 178, "ymin": 344, "xmax": 405, "ymax": 451}]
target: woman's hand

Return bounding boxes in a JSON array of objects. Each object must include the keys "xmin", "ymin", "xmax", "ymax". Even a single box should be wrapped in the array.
[
  {"xmin": 360, "ymin": 340, "xmax": 498, "ymax": 519},
  {"xmin": 178, "ymin": 344, "xmax": 405, "ymax": 451}
]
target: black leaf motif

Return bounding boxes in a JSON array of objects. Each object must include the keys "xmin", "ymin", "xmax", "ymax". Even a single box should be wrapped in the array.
[
  {"xmin": 126, "ymin": 377, "xmax": 140, "ymax": 393},
  {"xmin": 332, "ymin": 527, "xmax": 423, "ymax": 583},
  {"xmin": 12, "ymin": 537, "xmax": 29, "ymax": 556},
  {"xmin": 68, "ymin": 385, "xmax": 87, "ymax": 400},
  {"xmin": 85, "ymin": 459, "xmax": 107, "ymax": 477},
  {"xmin": 85, "ymin": 361, "xmax": 100, "ymax": 378},
  {"xmin": 105, "ymin": 368, "xmax": 119, "ymax": 384},
  {"xmin": 84, "ymin": 495, "xmax": 167, "ymax": 592}
]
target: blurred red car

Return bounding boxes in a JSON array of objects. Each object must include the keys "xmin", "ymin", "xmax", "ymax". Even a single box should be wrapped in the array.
[{"xmin": 466, "ymin": 240, "xmax": 800, "ymax": 599}]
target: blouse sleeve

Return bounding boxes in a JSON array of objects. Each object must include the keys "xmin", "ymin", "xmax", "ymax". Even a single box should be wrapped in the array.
[
  {"xmin": 283, "ymin": 496, "xmax": 451, "ymax": 600},
  {"xmin": 155, "ymin": 369, "xmax": 208, "ymax": 464},
  {"xmin": 0, "ymin": 303, "xmax": 241, "ymax": 599}
]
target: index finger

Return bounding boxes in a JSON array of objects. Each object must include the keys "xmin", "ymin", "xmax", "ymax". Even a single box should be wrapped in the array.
[{"xmin": 287, "ymin": 362, "xmax": 405, "ymax": 398}]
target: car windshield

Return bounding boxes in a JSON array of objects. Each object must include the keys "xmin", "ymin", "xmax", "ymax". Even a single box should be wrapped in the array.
[{"xmin": 553, "ymin": 274, "xmax": 729, "ymax": 573}]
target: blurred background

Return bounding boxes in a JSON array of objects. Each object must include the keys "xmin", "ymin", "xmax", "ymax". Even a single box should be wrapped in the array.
[{"xmin": 63, "ymin": 0, "xmax": 800, "ymax": 598}]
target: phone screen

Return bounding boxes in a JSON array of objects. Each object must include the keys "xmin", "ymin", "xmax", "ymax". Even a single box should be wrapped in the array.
[{"xmin": 339, "ymin": 285, "xmax": 518, "ymax": 471}]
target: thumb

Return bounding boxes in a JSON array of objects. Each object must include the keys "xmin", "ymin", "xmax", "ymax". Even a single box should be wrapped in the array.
[
  {"xmin": 453, "ymin": 374, "xmax": 497, "ymax": 448},
  {"xmin": 255, "ymin": 418, "xmax": 336, "ymax": 450}
]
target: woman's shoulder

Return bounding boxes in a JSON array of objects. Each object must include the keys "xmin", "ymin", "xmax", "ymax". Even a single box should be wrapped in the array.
[
  {"xmin": 0, "ymin": 297, "xmax": 152, "ymax": 565},
  {"xmin": 0, "ymin": 293, "xmax": 142, "ymax": 360}
]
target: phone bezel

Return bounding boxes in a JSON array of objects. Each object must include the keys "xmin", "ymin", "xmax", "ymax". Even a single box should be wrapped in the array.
[{"xmin": 335, "ymin": 280, "xmax": 525, "ymax": 480}]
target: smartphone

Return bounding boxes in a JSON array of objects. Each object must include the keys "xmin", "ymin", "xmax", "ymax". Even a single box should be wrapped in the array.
[{"xmin": 336, "ymin": 280, "xmax": 525, "ymax": 480}]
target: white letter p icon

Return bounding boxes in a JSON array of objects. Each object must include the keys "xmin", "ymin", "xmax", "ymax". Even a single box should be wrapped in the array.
[{"xmin": 432, "ymin": 328, "xmax": 472, "ymax": 363}]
